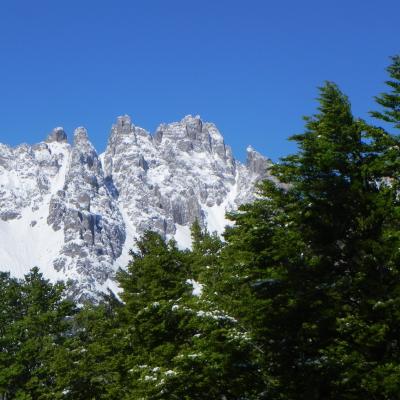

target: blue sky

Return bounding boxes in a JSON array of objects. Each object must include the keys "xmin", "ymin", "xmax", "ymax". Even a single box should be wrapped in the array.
[{"xmin": 0, "ymin": 0, "xmax": 399, "ymax": 161}]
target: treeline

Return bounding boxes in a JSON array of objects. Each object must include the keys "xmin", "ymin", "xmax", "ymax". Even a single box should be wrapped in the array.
[{"xmin": 1, "ymin": 55, "xmax": 400, "ymax": 399}]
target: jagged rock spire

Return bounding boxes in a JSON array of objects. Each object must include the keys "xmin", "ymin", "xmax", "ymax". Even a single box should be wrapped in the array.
[
  {"xmin": 246, "ymin": 145, "xmax": 272, "ymax": 175},
  {"xmin": 73, "ymin": 127, "xmax": 91, "ymax": 145},
  {"xmin": 46, "ymin": 127, "xmax": 67, "ymax": 143},
  {"xmin": 115, "ymin": 115, "xmax": 134, "ymax": 134}
]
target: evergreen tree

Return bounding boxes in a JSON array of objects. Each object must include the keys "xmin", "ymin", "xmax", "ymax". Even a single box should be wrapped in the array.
[
  {"xmin": 50, "ymin": 295, "xmax": 126, "ymax": 400},
  {"xmin": 116, "ymin": 231, "xmax": 262, "ymax": 399},
  {"xmin": 0, "ymin": 272, "xmax": 23, "ymax": 400},
  {"xmin": 189, "ymin": 220, "xmax": 224, "ymax": 288},
  {"xmin": 371, "ymin": 55, "xmax": 400, "ymax": 128},
  {"xmin": 0, "ymin": 268, "xmax": 75, "ymax": 399},
  {"xmin": 223, "ymin": 82, "xmax": 400, "ymax": 399}
]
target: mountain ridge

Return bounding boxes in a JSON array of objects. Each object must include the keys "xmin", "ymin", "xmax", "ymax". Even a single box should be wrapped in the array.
[{"xmin": 0, "ymin": 115, "xmax": 272, "ymax": 299}]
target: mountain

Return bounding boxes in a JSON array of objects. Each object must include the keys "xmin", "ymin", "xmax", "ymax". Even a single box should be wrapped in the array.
[{"xmin": 0, "ymin": 115, "xmax": 272, "ymax": 299}]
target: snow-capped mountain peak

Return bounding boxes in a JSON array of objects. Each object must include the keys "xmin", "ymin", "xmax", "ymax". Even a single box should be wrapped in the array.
[{"xmin": 0, "ymin": 116, "xmax": 273, "ymax": 299}]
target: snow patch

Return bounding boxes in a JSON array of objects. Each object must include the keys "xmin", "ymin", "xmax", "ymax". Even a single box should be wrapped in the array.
[
  {"xmin": 0, "ymin": 196, "xmax": 64, "ymax": 281},
  {"xmin": 186, "ymin": 279, "xmax": 203, "ymax": 297},
  {"xmin": 173, "ymin": 224, "xmax": 192, "ymax": 249}
]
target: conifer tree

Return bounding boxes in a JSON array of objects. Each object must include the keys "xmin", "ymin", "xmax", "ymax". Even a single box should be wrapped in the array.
[
  {"xmin": 0, "ymin": 272, "xmax": 23, "ymax": 400},
  {"xmin": 116, "ymin": 231, "xmax": 262, "ymax": 399},
  {"xmin": 50, "ymin": 296, "xmax": 126, "ymax": 400},
  {"xmin": 189, "ymin": 220, "xmax": 224, "ymax": 288},
  {"xmin": 371, "ymin": 55, "xmax": 400, "ymax": 128},
  {"xmin": 223, "ymin": 82, "xmax": 400, "ymax": 399},
  {"xmin": 0, "ymin": 268, "xmax": 75, "ymax": 399}
]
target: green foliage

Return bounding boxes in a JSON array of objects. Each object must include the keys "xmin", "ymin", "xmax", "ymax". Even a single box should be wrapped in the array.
[
  {"xmin": 372, "ymin": 55, "xmax": 400, "ymax": 128},
  {"xmin": 0, "ymin": 268, "xmax": 75, "ymax": 400},
  {"xmin": 222, "ymin": 81, "xmax": 400, "ymax": 399},
  {"xmin": 190, "ymin": 220, "xmax": 224, "ymax": 290},
  {"xmin": 115, "ymin": 231, "xmax": 262, "ymax": 399},
  {"xmin": 118, "ymin": 231, "xmax": 191, "ymax": 309},
  {"xmin": 49, "ymin": 298, "xmax": 127, "ymax": 400}
]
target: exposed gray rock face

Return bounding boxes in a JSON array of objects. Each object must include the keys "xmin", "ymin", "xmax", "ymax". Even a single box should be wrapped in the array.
[
  {"xmin": 102, "ymin": 115, "xmax": 176, "ymax": 238},
  {"xmin": 46, "ymin": 127, "xmax": 68, "ymax": 143},
  {"xmin": 49, "ymin": 128, "xmax": 125, "ymax": 298},
  {"xmin": 0, "ymin": 115, "xmax": 273, "ymax": 299},
  {"xmin": 0, "ymin": 135, "xmax": 69, "ymax": 222},
  {"xmin": 246, "ymin": 145, "xmax": 271, "ymax": 175},
  {"xmin": 234, "ymin": 146, "xmax": 274, "ymax": 206},
  {"xmin": 103, "ymin": 115, "xmax": 244, "ymax": 243}
]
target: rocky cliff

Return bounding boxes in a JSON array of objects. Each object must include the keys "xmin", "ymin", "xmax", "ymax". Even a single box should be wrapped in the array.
[{"xmin": 0, "ymin": 115, "xmax": 273, "ymax": 299}]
